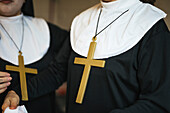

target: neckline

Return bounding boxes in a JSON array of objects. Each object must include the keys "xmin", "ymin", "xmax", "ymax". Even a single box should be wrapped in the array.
[
  {"xmin": 100, "ymin": 0, "xmax": 140, "ymax": 11},
  {"xmin": 0, "ymin": 13, "xmax": 23, "ymax": 23}
]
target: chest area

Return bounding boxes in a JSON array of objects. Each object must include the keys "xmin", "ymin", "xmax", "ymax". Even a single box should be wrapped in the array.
[
  {"xmin": 68, "ymin": 46, "xmax": 139, "ymax": 84},
  {"xmin": 0, "ymin": 47, "xmax": 54, "ymax": 86}
]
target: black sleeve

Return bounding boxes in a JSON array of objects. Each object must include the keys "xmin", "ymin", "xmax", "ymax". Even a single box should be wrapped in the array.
[
  {"xmin": 13, "ymin": 23, "xmax": 71, "ymax": 100},
  {"xmin": 109, "ymin": 20, "xmax": 170, "ymax": 113},
  {"xmin": 27, "ymin": 37, "xmax": 71, "ymax": 99},
  {"xmin": 14, "ymin": 37, "xmax": 71, "ymax": 100},
  {"xmin": 47, "ymin": 22, "xmax": 68, "ymax": 54}
]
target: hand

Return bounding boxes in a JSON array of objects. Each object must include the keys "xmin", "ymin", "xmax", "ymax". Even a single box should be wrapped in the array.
[
  {"xmin": 0, "ymin": 72, "xmax": 12, "ymax": 94},
  {"xmin": 1, "ymin": 90, "xmax": 20, "ymax": 112}
]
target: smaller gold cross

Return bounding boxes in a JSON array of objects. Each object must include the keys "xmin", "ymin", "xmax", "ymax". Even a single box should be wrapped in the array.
[
  {"xmin": 74, "ymin": 37, "xmax": 105, "ymax": 104},
  {"xmin": 6, "ymin": 52, "xmax": 38, "ymax": 101}
]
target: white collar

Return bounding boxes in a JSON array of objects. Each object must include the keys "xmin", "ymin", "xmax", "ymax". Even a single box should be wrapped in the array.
[
  {"xmin": 70, "ymin": 0, "xmax": 166, "ymax": 59},
  {"xmin": 0, "ymin": 15, "xmax": 50, "ymax": 65}
]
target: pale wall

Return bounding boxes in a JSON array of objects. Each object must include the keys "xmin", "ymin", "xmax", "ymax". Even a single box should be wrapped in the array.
[{"xmin": 34, "ymin": 0, "xmax": 170, "ymax": 30}]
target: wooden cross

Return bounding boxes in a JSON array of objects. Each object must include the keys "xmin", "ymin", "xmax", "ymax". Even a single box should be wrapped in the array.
[
  {"xmin": 74, "ymin": 38, "xmax": 105, "ymax": 104},
  {"xmin": 6, "ymin": 52, "xmax": 38, "ymax": 101}
]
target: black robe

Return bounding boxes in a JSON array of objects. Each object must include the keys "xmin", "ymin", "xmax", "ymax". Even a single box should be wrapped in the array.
[
  {"xmin": 0, "ymin": 23, "xmax": 68, "ymax": 113},
  {"xmin": 14, "ymin": 19, "xmax": 170, "ymax": 113}
]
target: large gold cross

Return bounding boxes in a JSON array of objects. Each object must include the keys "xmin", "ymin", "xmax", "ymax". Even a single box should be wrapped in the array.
[
  {"xmin": 6, "ymin": 52, "xmax": 38, "ymax": 101},
  {"xmin": 74, "ymin": 38, "xmax": 105, "ymax": 104}
]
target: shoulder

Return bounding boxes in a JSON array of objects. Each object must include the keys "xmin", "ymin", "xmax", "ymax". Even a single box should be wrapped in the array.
[
  {"xmin": 45, "ymin": 23, "xmax": 69, "ymax": 53},
  {"xmin": 24, "ymin": 16, "xmax": 47, "ymax": 26},
  {"xmin": 76, "ymin": 3, "xmax": 100, "ymax": 18},
  {"xmin": 134, "ymin": 3, "xmax": 167, "ymax": 26},
  {"xmin": 47, "ymin": 22, "xmax": 68, "ymax": 35},
  {"xmin": 140, "ymin": 19, "xmax": 170, "ymax": 51},
  {"xmin": 144, "ymin": 19, "xmax": 169, "ymax": 39},
  {"xmin": 148, "ymin": 19, "xmax": 169, "ymax": 35},
  {"xmin": 126, "ymin": 2, "xmax": 168, "ymax": 47},
  {"xmin": 24, "ymin": 16, "xmax": 68, "ymax": 36},
  {"xmin": 137, "ymin": 3, "xmax": 166, "ymax": 17},
  {"xmin": 71, "ymin": 3, "xmax": 100, "ymax": 27},
  {"xmin": 24, "ymin": 16, "xmax": 49, "ymax": 33},
  {"xmin": 137, "ymin": 19, "xmax": 170, "ymax": 64}
]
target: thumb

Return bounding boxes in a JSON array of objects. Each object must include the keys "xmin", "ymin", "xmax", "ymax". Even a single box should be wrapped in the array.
[{"xmin": 2, "ymin": 99, "xmax": 10, "ymax": 112}]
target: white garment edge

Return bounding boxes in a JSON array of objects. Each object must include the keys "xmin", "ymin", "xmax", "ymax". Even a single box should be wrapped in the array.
[
  {"xmin": 70, "ymin": 1, "xmax": 167, "ymax": 59},
  {"xmin": 4, "ymin": 105, "xmax": 28, "ymax": 113},
  {"xmin": 0, "ymin": 14, "xmax": 50, "ymax": 65}
]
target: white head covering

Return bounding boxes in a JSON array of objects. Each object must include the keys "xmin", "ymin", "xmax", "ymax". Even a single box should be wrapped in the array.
[{"xmin": 71, "ymin": 0, "xmax": 167, "ymax": 59}]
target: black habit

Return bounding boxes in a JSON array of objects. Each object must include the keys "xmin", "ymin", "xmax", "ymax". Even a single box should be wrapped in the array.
[
  {"xmin": 0, "ymin": 0, "xmax": 68, "ymax": 112},
  {"xmin": 0, "ymin": 24, "xmax": 68, "ymax": 113},
  {"xmin": 14, "ymin": 19, "xmax": 170, "ymax": 113}
]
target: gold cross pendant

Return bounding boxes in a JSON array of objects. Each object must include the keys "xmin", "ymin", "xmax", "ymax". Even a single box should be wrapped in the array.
[
  {"xmin": 74, "ymin": 37, "xmax": 105, "ymax": 104},
  {"xmin": 6, "ymin": 51, "xmax": 38, "ymax": 101}
]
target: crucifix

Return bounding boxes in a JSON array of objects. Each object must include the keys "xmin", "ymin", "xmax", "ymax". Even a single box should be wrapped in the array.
[
  {"xmin": 73, "ymin": 8, "xmax": 129, "ymax": 104},
  {"xmin": 6, "ymin": 52, "xmax": 38, "ymax": 101},
  {"xmin": 74, "ymin": 37, "xmax": 105, "ymax": 104}
]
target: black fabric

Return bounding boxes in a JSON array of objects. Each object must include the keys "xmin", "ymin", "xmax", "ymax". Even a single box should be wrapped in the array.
[
  {"xmin": 22, "ymin": 0, "xmax": 34, "ymax": 16},
  {"xmin": 0, "ymin": 23, "xmax": 68, "ymax": 113},
  {"xmin": 140, "ymin": 0, "xmax": 156, "ymax": 5},
  {"xmin": 14, "ymin": 19, "xmax": 170, "ymax": 113}
]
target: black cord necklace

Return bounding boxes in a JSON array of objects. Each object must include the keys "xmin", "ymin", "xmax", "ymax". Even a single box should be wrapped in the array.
[
  {"xmin": 0, "ymin": 16, "xmax": 38, "ymax": 101},
  {"xmin": 74, "ymin": 8, "xmax": 129, "ymax": 104},
  {"xmin": 0, "ymin": 16, "xmax": 25, "ymax": 54},
  {"xmin": 93, "ymin": 8, "xmax": 129, "ymax": 41}
]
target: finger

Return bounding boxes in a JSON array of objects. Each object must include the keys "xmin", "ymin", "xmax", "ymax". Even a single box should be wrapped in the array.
[
  {"xmin": 10, "ymin": 98, "xmax": 19, "ymax": 109},
  {"xmin": 0, "ymin": 72, "xmax": 10, "ymax": 77},
  {"xmin": 2, "ymin": 98, "xmax": 10, "ymax": 112},
  {"xmin": 0, "ymin": 87, "xmax": 7, "ymax": 94},
  {"xmin": 0, "ymin": 82, "xmax": 11, "ymax": 89},
  {"xmin": 0, "ymin": 77, "xmax": 12, "ymax": 83}
]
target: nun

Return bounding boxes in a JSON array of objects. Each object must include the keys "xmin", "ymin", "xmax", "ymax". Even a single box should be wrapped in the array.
[{"xmin": 0, "ymin": 0, "xmax": 68, "ymax": 113}]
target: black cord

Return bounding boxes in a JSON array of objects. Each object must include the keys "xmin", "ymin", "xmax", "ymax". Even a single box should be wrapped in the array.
[
  {"xmin": 0, "ymin": 16, "xmax": 25, "ymax": 53},
  {"xmin": 94, "ymin": 9, "xmax": 129, "ymax": 39}
]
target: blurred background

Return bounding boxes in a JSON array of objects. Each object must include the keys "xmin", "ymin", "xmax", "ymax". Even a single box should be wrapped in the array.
[
  {"xmin": 34, "ymin": 0, "xmax": 170, "ymax": 30},
  {"xmin": 33, "ymin": 0, "xmax": 170, "ymax": 113}
]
